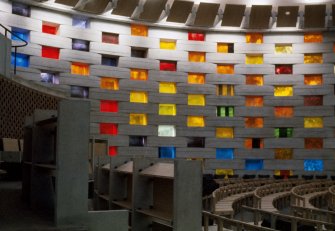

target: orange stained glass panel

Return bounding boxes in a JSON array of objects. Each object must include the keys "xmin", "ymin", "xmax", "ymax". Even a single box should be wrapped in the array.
[
  {"xmin": 71, "ymin": 62, "xmax": 89, "ymax": 75},
  {"xmin": 100, "ymin": 77, "xmax": 119, "ymax": 90},
  {"xmin": 244, "ymin": 138, "xmax": 264, "ymax": 149},
  {"xmin": 246, "ymin": 33, "xmax": 263, "ymax": 44},
  {"xmin": 246, "ymin": 75, "xmax": 263, "ymax": 86},
  {"xmin": 217, "ymin": 43, "xmax": 228, "ymax": 53},
  {"xmin": 274, "ymin": 107, "xmax": 293, "ymax": 117},
  {"xmin": 304, "ymin": 74, "xmax": 323, "ymax": 85},
  {"xmin": 245, "ymin": 117, "xmax": 263, "ymax": 128},
  {"xmin": 188, "ymin": 73, "xmax": 205, "ymax": 84},
  {"xmin": 217, "ymin": 64, "xmax": 234, "ymax": 74},
  {"xmin": 304, "ymin": 33, "xmax": 322, "ymax": 43},
  {"xmin": 131, "ymin": 24, "xmax": 148, "ymax": 36},
  {"xmin": 245, "ymin": 96, "xmax": 263, "ymax": 107}
]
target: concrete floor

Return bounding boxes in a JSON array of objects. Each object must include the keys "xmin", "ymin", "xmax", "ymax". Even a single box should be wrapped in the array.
[{"xmin": 0, "ymin": 181, "xmax": 54, "ymax": 231}]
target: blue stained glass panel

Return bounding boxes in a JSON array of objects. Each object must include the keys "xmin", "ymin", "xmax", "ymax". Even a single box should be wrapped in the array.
[
  {"xmin": 159, "ymin": 147, "xmax": 176, "ymax": 159},
  {"xmin": 11, "ymin": 53, "xmax": 29, "ymax": 67},
  {"xmin": 304, "ymin": 160, "xmax": 323, "ymax": 171},
  {"xmin": 245, "ymin": 159, "xmax": 263, "ymax": 170},
  {"xmin": 216, "ymin": 148, "xmax": 234, "ymax": 159}
]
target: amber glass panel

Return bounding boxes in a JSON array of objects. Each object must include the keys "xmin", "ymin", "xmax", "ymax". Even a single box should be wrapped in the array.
[
  {"xmin": 274, "ymin": 149, "xmax": 293, "ymax": 159},
  {"xmin": 216, "ymin": 128, "xmax": 234, "ymax": 138},
  {"xmin": 100, "ymin": 77, "xmax": 119, "ymax": 90},
  {"xmin": 131, "ymin": 24, "xmax": 148, "ymax": 36},
  {"xmin": 274, "ymin": 107, "xmax": 293, "ymax": 117},
  {"xmin": 274, "ymin": 170, "xmax": 293, "ymax": 177},
  {"xmin": 304, "ymin": 75, "xmax": 323, "ymax": 85},
  {"xmin": 159, "ymin": 104, "xmax": 176, "ymax": 116},
  {"xmin": 246, "ymin": 33, "xmax": 263, "ymax": 43},
  {"xmin": 245, "ymin": 96, "xmax": 263, "ymax": 107},
  {"xmin": 304, "ymin": 54, "xmax": 323, "ymax": 64},
  {"xmin": 217, "ymin": 64, "xmax": 234, "ymax": 74},
  {"xmin": 245, "ymin": 55, "xmax": 263, "ymax": 64},
  {"xmin": 246, "ymin": 75, "xmax": 263, "ymax": 85},
  {"xmin": 217, "ymin": 43, "xmax": 228, "ymax": 53},
  {"xmin": 245, "ymin": 138, "xmax": 264, "ymax": 149},
  {"xmin": 275, "ymin": 44, "xmax": 293, "ymax": 54},
  {"xmin": 245, "ymin": 117, "xmax": 263, "ymax": 128},
  {"xmin": 274, "ymin": 86, "xmax": 293, "ymax": 96},
  {"xmin": 130, "ymin": 69, "xmax": 148, "ymax": 80},
  {"xmin": 129, "ymin": 91, "xmax": 148, "ymax": 103},
  {"xmin": 188, "ymin": 73, "xmax": 205, "ymax": 84},
  {"xmin": 217, "ymin": 85, "xmax": 234, "ymax": 96},
  {"xmin": 304, "ymin": 33, "xmax": 322, "ymax": 43},
  {"xmin": 187, "ymin": 116, "xmax": 205, "ymax": 127},
  {"xmin": 304, "ymin": 117, "xmax": 323, "ymax": 128},
  {"xmin": 71, "ymin": 62, "xmax": 89, "ymax": 75},
  {"xmin": 304, "ymin": 96, "xmax": 323, "ymax": 106},
  {"xmin": 189, "ymin": 52, "xmax": 205, "ymax": 62},
  {"xmin": 305, "ymin": 138, "xmax": 323, "ymax": 149}
]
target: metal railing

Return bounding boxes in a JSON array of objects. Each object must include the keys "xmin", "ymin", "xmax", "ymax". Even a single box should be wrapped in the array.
[{"xmin": 0, "ymin": 24, "xmax": 28, "ymax": 75}]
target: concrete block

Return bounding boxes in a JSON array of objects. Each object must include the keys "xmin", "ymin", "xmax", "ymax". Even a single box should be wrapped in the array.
[
  {"xmin": 149, "ymin": 27, "xmax": 187, "ymax": 40},
  {"xmin": 294, "ymin": 128, "xmax": 334, "ymax": 138},
  {"xmin": 147, "ymin": 49, "xmax": 188, "ymax": 61},
  {"xmin": 89, "ymin": 89, "xmax": 129, "ymax": 101},
  {"xmin": 234, "ymin": 43, "xmax": 274, "ymax": 54},
  {"xmin": 235, "ymin": 107, "xmax": 273, "ymax": 117},
  {"xmin": 177, "ymin": 83, "xmax": 216, "ymax": 94},
  {"xmin": 263, "ymin": 96, "xmax": 303, "ymax": 106},
  {"xmin": 264, "ymin": 54, "xmax": 304, "ymax": 64},
  {"xmin": 177, "ymin": 106, "xmax": 216, "ymax": 116},
  {"xmin": 323, "ymin": 95, "xmax": 335, "ymax": 106},
  {"xmin": 206, "ymin": 32, "xmax": 245, "ymax": 43},
  {"xmin": 235, "ymin": 149, "xmax": 274, "ymax": 159},
  {"xmin": 117, "ymin": 147, "xmax": 157, "ymax": 157},
  {"xmin": 90, "ymin": 65, "xmax": 129, "ymax": 78},
  {"xmin": 205, "ymin": 74, "xmax": 245, "ymax": 84},
  {"xmin": 17, "ymin": 43, "xmax": 41, "ymax": 56},
  {"xmin": 295, "ymin": 106, "xmax": 334, "ymax": 117},
  {"xmin": 30, "ymin": 56, "xmax": 71, "ymax": 72},
  {"xmin": 177, "ymin": 40, "xmax": 216, "ymax": 52},
  {"xmin": 323, "ymin": 53, "xmax": 335, "ymax": 63},
  {"xmin": 90, "ymin": 112, "xmax": 128, "ymax": 124},
  {"xmin": 147, "ymin": 137, "xmax": 187, "ymax": 147},
  {"xmin": 235, "ymin": 128, "xmax": 274, "ymax": 138},
  {"xmin": 324, "ymin": 138, "xmax": 335, "ymax": 148},
  {"xmin": 176, "ymin": 148, "xmax": 215, "ymax": 158},
  {"xmin": 263, "ymin": 160, "xmax": 304, "ymax": 170},
  {"xmin": 293, "ymin": 43, "xmax": 333, "ymax": 54},
  {"xmin": 30, "ymin": 31, "xmax": 72, "ymax": 49},
  {"xmin": 235, "ymin": 64, "xmax": 275, "ymax": 74},
  {"xmin": 149, "ymin": 115, "xmax": 186, "ymax": 126},
  {"xmin": 87, "ymin": 210, "xmax": 128, "ymax": 231},
  {"xmin": 149, "ymin": 70, "xmax": 187, "ymax": 83},
  {"xmin": 118, "ymin": 56, "xmax": 159, "ymax": 70},
  {"xmin": 90, "ymin": 42, "xmax": 131, "ymax": 57},
  {"xmin": 176, "ymin": 127, "xmax": 214, "ymax": 137},
  {"xmin": 118, "ymin": 102, "xmax": 157, "ymax": 114},
  {"xmin": 205, "ymin": 138, "xmax": 244, "ymax": 148},
  {"xmin": 30, "ymin": 7, "xmax": 72, "ymax": 25},
  {"xmin": 293, "ymin": 149, "xmax": 334, "ymax": 159},
  {"xmin": 119, "ymin": 35, "xmax": 159, "ymax": 48},
  {"xmin": 149, "ymin": 93, "xmax": 186, "ymax": 104},
  {"xmin": 263, "ymin": 33, "xmax": 303, "ymax": 43},
  {"xmin": 206, "ymin": 117, "xmax": 244, "ymax": 127},
  {"xmin": 294, "ymin": 64, "xmax": 334, "ymax": 74},
  {"xmin": 294, "ymin": 85, "xmax": 333, "ymax": 95},
  {"xmin": 118, "ymin": 125, "xmax": 157, "ymax": 136},
  {"xmin": 60, "ymin": 49, "xmax": 101, "ymax": 64},
  {"xmin": 0, "ymin": 12, "xmax": 42, "ymax": 32},
  {"xmin": 263, "ymin": 118, "xmax": 303, "ymax": 128},
  {"xmin": 204, "ymin": 159, "xmax": 244, "ymax": 170},
  {"xmin": 119, "ymin": 79, "xmax": 158, "ymax": 92},
  {"xmin": 264, "ymin": 138, "xmax": 304, "ymax": 148},
  {"xmin": 206, "ymin": 53, "xmax": 245, "ymax": 64},
  {"xmin": 59, "ymin": 25, "xmax": 101, "ymax": 42},
  {"xmin": 90, "ymin": 19, "xmax": 129, "ymax": 35},
  {"xmin": 264, "ymin": 74, "xmax": 303, "ymax": 85},
  {"xmin": 0, "ymin": 0, "xmax": 12, "ymax": 13},
  {"xmin": 59, "ymin": 73, "xmax": 99, "ymax": 87},
  {"xmin": 177, "ymin": 61, "xmax": 216, "ymax": 73},
  {"xmin": 235, "ymin": 85, "xmax": 274, "ymax": 96},
  {"xmin": 206, "ymin": 96, "xmax": 245, "ymax": 106}
]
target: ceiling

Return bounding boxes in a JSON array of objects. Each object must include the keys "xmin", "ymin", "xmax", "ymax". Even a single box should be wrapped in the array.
[{"xmin": 23, "ymin": 0, "xmax": 335, "ymax": 31}]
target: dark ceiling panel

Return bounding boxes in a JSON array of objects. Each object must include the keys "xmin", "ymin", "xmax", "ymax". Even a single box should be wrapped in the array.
[
  {"xmin": 167, "ymin": 0, "xmax": 194, "ymax": 23},
  {"xmin": 277, "ymin": 6, "xmax": 299, "ymax": 27},
  {"xmin": 112, "ymin": 0, "xmax": 139, "ymax": 17},
  {"xmin": 221, "ymin": 4, "xmax": 246, "ymax": 27},
  {"xmin": 304, "ymin": 4, "xmax": 326, "ymax": 28},
  {"xmin": 333, "ymin": 5, "xmax": 335, "ymax": 26},
  {"xmin": 138, "ymin": 0, "xmax": 168, "ymax": 22},
  {"xmin": 55, "ymin": 0, "xmax": 79, "ymax": 7},
  {"xmin": 81, "ymin": 0, "xmax": 110, "ymax": 14},
  {"xmin": 249, "ymin": 5, "xmax": 272, "ymax": 29},
  {"xmin": 193, "ymin": 2, "xmax": 220, "ymax": 27}
]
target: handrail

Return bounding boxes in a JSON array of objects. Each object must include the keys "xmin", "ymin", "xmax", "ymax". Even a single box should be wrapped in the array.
[
  {"xmin": 329, "ymin": 185, "xmax": 335, "ymax": 211},
  {"xmin": 291, "ymin": 205, "xmax": 335, "ymax": 224},
  {"xmin": 202, "ymin": 211, "xmax": 279, "ymax": 231},
  {"xmin": 0, "ymin": 23, "xmax": 28, "ymax": 75},
  {"xmin": 241, "ymin": 205, "xmax": 335, "ymax": 231}
]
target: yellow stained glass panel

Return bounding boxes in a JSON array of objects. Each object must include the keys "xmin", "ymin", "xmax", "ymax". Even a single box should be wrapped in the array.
[
  {"xmin": 187, "ymin": 116, "xmax": 205, "ymax": 127},
  {"xmin": 217, "ymin": 43, "xmax": 228, "ymax": 53},
  {"xmin": 216, "ymin": 128, "xmax": 234, "ymax": 138},
  {"xmin": 304, "ymin": 117, "xmax": 323, "ymax": 128},
  {"xmin": 159, "ymin": 82, "xmax": 176, "ymax": 94},
  {"xmin": 71, "ymin": 63, "xmax": 89, "ymax": 75},
  {"xmin": 130, "ymin": 91, "xmax": 148, "ymax": 103},
  {"xmin": 188, "ymin": 94, "xmax": 205, "ymax": 106},
  {"xmin": 189, "ymin": 52, "xmax": 205, "ymax": 62},
  {"xmin": 130, "ymin": 69, "xmax": 148, "ymax": 80},
  {"xmin": 275, "ymin": 44, "xmax": 293, "ymax": 54},
  {"xmin": 274, "ymin": 149, "xmax": 293, "ymax": 159},
  {"xmin": 304, "ymin": 54, "xmax": 323, "ymax": 64},
  {"xmin": 160, "ymin": 39, "xmax": 176, "ymax": 50},
  {"xmin": 131, "ymin": 24, "xmax": 148, "ymax": 36},
  {"xmin": 246, "ymin": 33, "xmax": 263, "ymax": 44},
  {"xmin": 217, "ymin": 64, "xmax": 234, "ymax": 74},
  {"xmin": 159, "ymin": 104, "xmax": 176, "ymax": 116},
  {"xmin": 215, "ymin": 169, "xmax": 234, "ymax": 177},
  {"xmin": 188, "ymin": 73, "xmax": 205, "ymax": 84},
  {"xmin": 245, "ymin": 55, "xmax": 263, "ymax": 64},
  {"xmin": 129, "ymin": 114, "xmax": 147, "ymax": 125},
  {"xmin": 100, "ymin": 77, "xmax": 119, "ymax": 90},
  {"xmin": 274, "ymin": 86, "xmax": 293, "ymax": 96},
  {"xmin": 304, "ymin": 75, "xmax": 323, "ymax": 85}
]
